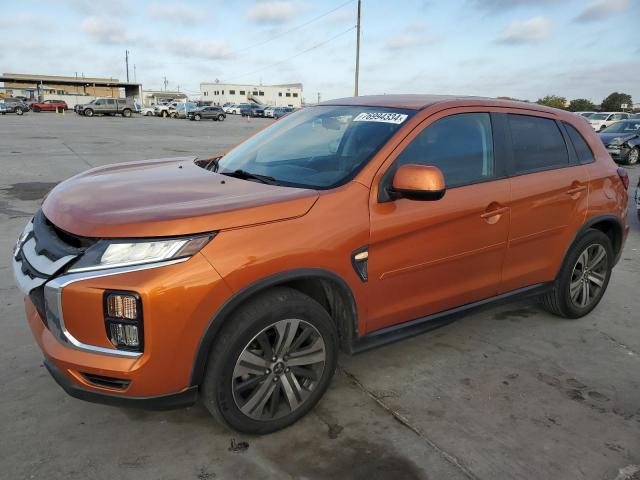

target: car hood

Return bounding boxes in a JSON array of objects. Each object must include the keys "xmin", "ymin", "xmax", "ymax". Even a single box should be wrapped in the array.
[
  {"xmin": 42, "ymin": 157, "xmax": 319, "ymax": 238},
  {"xmin": 599, "ymin": 132, "xmax": 638, "ymax": 145}
]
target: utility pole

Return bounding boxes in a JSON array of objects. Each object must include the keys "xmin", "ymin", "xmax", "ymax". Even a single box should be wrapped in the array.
[
  {"xmin": 317, "ymin": 92, "xmax": 321, "ymax": 104},
  {"xmin": 354, "ymin": 0, "xmax": 361, "ymax": 96},
  {"xmin": 163, "ymin": 76, "xmax": 168, "ymax": 91},
  {"xmin": 125, "ymin": 50, "xmax": 130, "ymax": 82},
  {"xmin": 133, "ymin": 64, "xmax": 137, "ymax": 83}
]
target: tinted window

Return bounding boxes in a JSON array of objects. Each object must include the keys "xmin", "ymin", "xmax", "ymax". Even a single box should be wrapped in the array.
[
  {"xmin": 508, "ymin": 115, "xmax": 568, "ymax": 173},
  {"xmin": 563, "ymin": 123, "xmax": 594, "ymax": 164},
  {"xmin": 395, "ymin": 113, "xmax": 494, "ymax": 188}
]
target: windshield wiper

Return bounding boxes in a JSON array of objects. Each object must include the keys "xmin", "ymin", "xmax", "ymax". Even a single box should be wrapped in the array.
[{"xmin": 221, "ymin": 169, "xmax": 279, "ymax": 185}]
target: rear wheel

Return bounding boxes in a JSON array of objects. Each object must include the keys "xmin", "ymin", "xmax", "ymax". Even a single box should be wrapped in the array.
[
  {"xmin": 626, "ymin": 147, "xmax": 639, "ymax": 165},
  {"xmin": 145, "ymin": 111, "xmax": 153, "ymax": 116},
  {"xmin": 201, "ymin": 287, "xmax": 338, "ymax": 434},
  {"xmin": 541, "ymin": 229, "xmax": 613, "ymax": 318}
]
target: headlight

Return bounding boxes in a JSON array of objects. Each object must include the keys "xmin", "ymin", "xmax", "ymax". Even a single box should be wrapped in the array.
[{"xmin": 67, "ymin": 234, "xmax": 213, "ymax": 273}]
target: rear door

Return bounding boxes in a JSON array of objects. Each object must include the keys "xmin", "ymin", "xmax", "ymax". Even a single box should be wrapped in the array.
[{"xmin": 499, "ymin": 112, "xmax": 589, "ymax": 293}]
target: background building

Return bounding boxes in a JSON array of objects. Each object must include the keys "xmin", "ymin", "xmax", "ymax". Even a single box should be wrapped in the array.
[
  {"xmin": 141, "ymin": 90, "xmax": 189, "ymax": 106},
  {"xmin": 200, "ymin": 82, "xmax": 303, "ymax": 107},
  {"xmin": 0, "ymin": 73, "xmax": 141, "ymax": 107}
]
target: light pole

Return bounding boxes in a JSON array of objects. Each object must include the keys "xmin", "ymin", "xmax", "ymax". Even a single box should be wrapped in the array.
[{"xmin": 354, "ymin": 0, "xmax": 361, "ymax": 96}]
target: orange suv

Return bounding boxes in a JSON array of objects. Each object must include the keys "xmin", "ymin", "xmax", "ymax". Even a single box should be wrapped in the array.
[{"xmin": 13, "ymin": 95, "xmax": 629, "ymax": 433}]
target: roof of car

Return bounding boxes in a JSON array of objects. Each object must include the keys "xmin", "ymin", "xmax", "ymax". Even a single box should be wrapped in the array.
[{"xmin": 318, "ymin": 94, "xmax": 562, "ymax": 114}]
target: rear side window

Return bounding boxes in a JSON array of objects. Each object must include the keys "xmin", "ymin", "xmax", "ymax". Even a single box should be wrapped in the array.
[
  {"xmin": 508, "ymin": 115, "xmax": 568, "ymax": 174},
  {"xmin": 563, "ymin": 123, "xmax": 595, "ymax": 164},
  {"xmin": 395, "ymin": 113, "xmax": 495, "ymax": 188}
]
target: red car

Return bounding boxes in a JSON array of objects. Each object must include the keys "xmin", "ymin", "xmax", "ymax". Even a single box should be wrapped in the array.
[{"xmin": 31, "ymin": 100, "xmax": 68, "ymax": 112}]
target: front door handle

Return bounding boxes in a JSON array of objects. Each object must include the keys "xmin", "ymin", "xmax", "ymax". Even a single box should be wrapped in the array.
[{"xmin": 480, "ymin": 205, "xmax": 509, "ymax": 224}]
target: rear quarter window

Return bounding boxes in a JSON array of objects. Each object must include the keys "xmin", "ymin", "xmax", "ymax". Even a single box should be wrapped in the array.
[
  {"xmin": 563, "ymin": 123, "xmax": 595, "ymax": 164},
  {"xmin": 508, "ymin": 114, "xmax": 568, "ymax": 174}
]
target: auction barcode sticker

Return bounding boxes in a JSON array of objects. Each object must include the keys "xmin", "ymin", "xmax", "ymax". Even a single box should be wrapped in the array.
[{"xmin": 353, "ymin": 112, "xmax": 408, "ymax": 124}]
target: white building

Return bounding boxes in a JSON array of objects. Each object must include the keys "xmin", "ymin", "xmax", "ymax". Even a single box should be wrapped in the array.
[{"xmin": 200, "ymin": 82, "xmax": 303, "ymax": 107}]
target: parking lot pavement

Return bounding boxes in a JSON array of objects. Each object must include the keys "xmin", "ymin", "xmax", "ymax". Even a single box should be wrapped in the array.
[{"xmin": 1, "ymin": 113, "xmax": 638, "ymax": 480}]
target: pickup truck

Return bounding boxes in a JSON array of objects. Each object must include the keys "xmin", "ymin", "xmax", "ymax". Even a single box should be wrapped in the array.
[{"xmin": 75, "ymin": 98, "xmax": 135, "ymax": 117}]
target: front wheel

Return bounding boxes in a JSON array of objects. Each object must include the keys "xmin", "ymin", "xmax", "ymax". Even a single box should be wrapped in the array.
[
  {"xmin": 84, "ymin": 109, "xmax": 94, "ymax": 117},
  {"xmin": 217, "ymin": 114, "xmax": 225, "ymax": 121},
  {"xmin": 15, "ymin": 108, "xmax": 24, "ymax": 116},
  {"xmin": 626, "ymin": 147, "xmax": 639, "ymax": 165},
  {"xmin": 194, "ymin": 114, "xmax": 201, "ymax": 121},
  {"xmin": 122, "ymin": 109, "xmax": 132, "ymax": 118},
  {"xmin": 540, "ymin": 229, "xmax": 613, "ymax": 318},
  {"xmin": 201, "ymin": 287, "xmax": 338, "ymax": 434}
]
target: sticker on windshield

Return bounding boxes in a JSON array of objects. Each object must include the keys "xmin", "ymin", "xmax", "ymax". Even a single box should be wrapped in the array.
[{"xmin": 353, "ymin": 112, "xmax": 408, "ymax": 124}]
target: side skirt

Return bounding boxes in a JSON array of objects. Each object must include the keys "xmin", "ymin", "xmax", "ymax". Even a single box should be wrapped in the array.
[{"xmin": 350, "ymin": 283, "xmax": 552, "ymax": 354}]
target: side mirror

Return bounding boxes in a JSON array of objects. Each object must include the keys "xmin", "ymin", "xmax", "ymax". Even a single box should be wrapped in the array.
[{"xmin": 390, "ymin": 164, "xmax": 446, "ymax": 201}]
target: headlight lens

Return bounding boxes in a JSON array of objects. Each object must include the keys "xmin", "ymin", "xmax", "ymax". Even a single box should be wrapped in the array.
[{"xmin": 67, "ymin": 235, "xmax": 213, "ymax": 273}]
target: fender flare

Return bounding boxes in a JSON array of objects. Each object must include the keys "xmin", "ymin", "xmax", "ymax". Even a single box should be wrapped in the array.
[
  {"xmin": 189, "ymin": 268, "xmax": 358, "ymax": 386},
  {"xmin": 558, "ymin": 214, "xmax": 625, "ymax": 276}
]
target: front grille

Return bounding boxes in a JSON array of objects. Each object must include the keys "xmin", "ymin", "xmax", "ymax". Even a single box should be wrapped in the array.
[{"xmin": 13, "ymin": 209, "xmax": 91, "ymax": 298}]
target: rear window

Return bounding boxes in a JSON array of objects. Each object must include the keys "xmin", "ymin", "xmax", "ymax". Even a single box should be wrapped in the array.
[
  {"xmin": 508, "ymin": 115, "xmax": 568, "ymax": 174},
  {"xmin": 563, "ymin": 123, "xmax": 594, "ymax": 164}
]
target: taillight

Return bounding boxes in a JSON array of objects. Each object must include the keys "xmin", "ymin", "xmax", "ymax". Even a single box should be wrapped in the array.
[{"xmin": 617, "ymin": 167, "xmax": 629, "ymax": 190}]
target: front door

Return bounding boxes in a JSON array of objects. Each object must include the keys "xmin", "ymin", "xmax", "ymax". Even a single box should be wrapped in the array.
[{"xmin": 367, "ymin": 110, "xmax": 510, "ymax": 333}]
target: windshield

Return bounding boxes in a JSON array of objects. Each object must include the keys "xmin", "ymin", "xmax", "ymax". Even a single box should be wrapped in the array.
[
  {"xmin": 601, "ymin": 121, "xmax": 640, "ymax": 133},
  {"xmin": 590, "ymin": 113, "xmax": 610, "ymax": 120},
  {"xmin": 215, "ymin": 105, "xmax": 414, "ymax": 189}
]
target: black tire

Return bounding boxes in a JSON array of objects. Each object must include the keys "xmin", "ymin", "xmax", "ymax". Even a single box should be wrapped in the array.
[
  {"xmin": 15, "ymin": 108, "xmax": 24, "ymax": 116},
  {"xmin": 194, "ymin": 114, "xmax": 201, "ymax": 121},
  {"xmin": 540, "ymin": 229, "xmax": 613, "ymax": 318},
  {"xmin": 217, "ymin": 114, "xmax": 225, "ymax": 121},
  {"xmin": 626, "ymin": 147, "xmax": 639, "ymax": 165},
  {"xmin": 84, "ymin": 108, "xmax": 94, "ymax": 117},
  {"xmin": 201, "ymin": 287, "xmax": 338, "ymax": 434},
  {"xmin": 122, "ymin": 109, "xmax": 132, "ymax": 118},
  {"xmin": 145, "ymin": 111, "xmax": 153, "ymax": 116},
  {"xmin": 33, "ymin": 106, "xmax": 40, "ymax": 112}
]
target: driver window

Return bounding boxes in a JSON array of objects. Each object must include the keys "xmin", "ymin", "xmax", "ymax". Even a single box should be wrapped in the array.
[{"xmin": 395, "ymin": 113, "xmax": 495, "ymax": 188}]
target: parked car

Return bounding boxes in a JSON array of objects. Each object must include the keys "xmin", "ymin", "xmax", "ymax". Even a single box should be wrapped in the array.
[
  {"xmin": 140, "ymin": 106, "xmax": 156, "ymax": 116},
  {"xmin": 630, "ymin": 113, "xmax": 640, "ymax": 119},
  {"xmin": 599, "ymin": 119, "xmax": 640, "ymax": 165},
  {"xmin": 187, "ymin": 106, "xmax": 226, "ymax": 121},
  {"xmin": 76, "ymin": 98, "xmax": 136, "ymax": 117},
  {"xmin": 636, "ymin": 177, "xmax": 640, "ymax": 221},
  {"xmin": 223, "ymin": 104, "xmax": 238, "ymax": 114},
  {"xmin": 1, "ymin": 98, "xmax": 29, "ymax": 115},
  {"xmin": 12, "ymin": 95, "xmax": 629, "ymax": 434},
  {"xmin": 575, "ymin": 111, "xmax": 596, "ymax": 118},
  {"xmin": 0, "ymin": 100, "xmax": 6, "ymax": 114},
  {"xmin": 273, "ymin": 106, "xmax": 294, "ymax": 119},
  {"xmin": 31, "ymin": 100, "xmax": 69, "ymax": 112},
  {"xmin": 588, "ymin": 112, "xmax": 630, "ymax": 131},
  {"xmin": 170, "ymin": 102, "xmax": 198, "ymax": 119},
  {"xmin": 240, "ymin": 103, "xmax": 263, "ymax": 117}
]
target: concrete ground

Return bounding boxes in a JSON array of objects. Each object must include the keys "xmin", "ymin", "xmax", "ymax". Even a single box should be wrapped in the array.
[{"xmin": 0, "ymin": 113, "xmax": 638, "ymax": 480}]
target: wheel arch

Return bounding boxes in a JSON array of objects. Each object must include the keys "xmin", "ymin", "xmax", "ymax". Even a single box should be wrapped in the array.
[
  {"xmin": 559, "ymin": 215, "xmax": 625, "ymax": 275},
  {"xmin": 190, "ymin": 268, "xmax": 358, "ymax": 386}
]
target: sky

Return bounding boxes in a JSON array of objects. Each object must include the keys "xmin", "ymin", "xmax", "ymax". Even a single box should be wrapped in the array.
[{"xmin": 1, "ymin": 0, "xmax": 638, "ymax": 104}]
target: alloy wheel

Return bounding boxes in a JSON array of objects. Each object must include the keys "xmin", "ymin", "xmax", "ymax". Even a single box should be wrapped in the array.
[
  {"xmin": 628, "ymin": 148, "xmax": 639, "ymax": 165},
  {"xmin": 232, "ymin": 319, "xmax": 326, "ymax": 421},
  {"xmin": 569, "ymin": 244, "xmax": 608, "ymax": 308}
]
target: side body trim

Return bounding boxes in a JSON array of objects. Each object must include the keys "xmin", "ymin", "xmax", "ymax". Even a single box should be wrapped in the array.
[{"xmin": 350, "ymin": 283, "xmax": 551, "ymax": 353}]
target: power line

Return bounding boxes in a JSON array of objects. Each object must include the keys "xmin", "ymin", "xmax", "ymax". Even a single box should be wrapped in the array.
[
  {"xmin": 234, "ymin": 0, "xmax": 354, "ymax": 56},
  {"xmin": 227, "ymin": 26, "xmax": 356, "ymax": 83}
]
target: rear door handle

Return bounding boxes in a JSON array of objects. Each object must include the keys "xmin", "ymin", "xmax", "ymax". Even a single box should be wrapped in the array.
[{"xmin": 566, "ymin": 185, "xmax": 587, "ymax": 196}]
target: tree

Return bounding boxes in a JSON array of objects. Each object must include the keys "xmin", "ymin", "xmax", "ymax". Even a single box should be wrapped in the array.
[
  {"xmin": 568, "ymin": 98, "xmax": 596, "ymax": 112},
  {"xmin": 536, "ymin": 95, "xmax": 568, "ymax": 110},
  {"xmin": 601, "ymin": 92, "xmax": 632, "ymax": 111}
]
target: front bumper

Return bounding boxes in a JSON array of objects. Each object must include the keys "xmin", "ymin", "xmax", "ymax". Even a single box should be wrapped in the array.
[
  {"xmin": 17, "ymin": 246, "xmax": 232, "ymax": 401},
  {"xmin": 605, "ymin": 145, "xmax": 631, "ymax": 162},
  {"xmin": 43, "ymin": 357, "xmax": 198, "ymax": 410}
]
